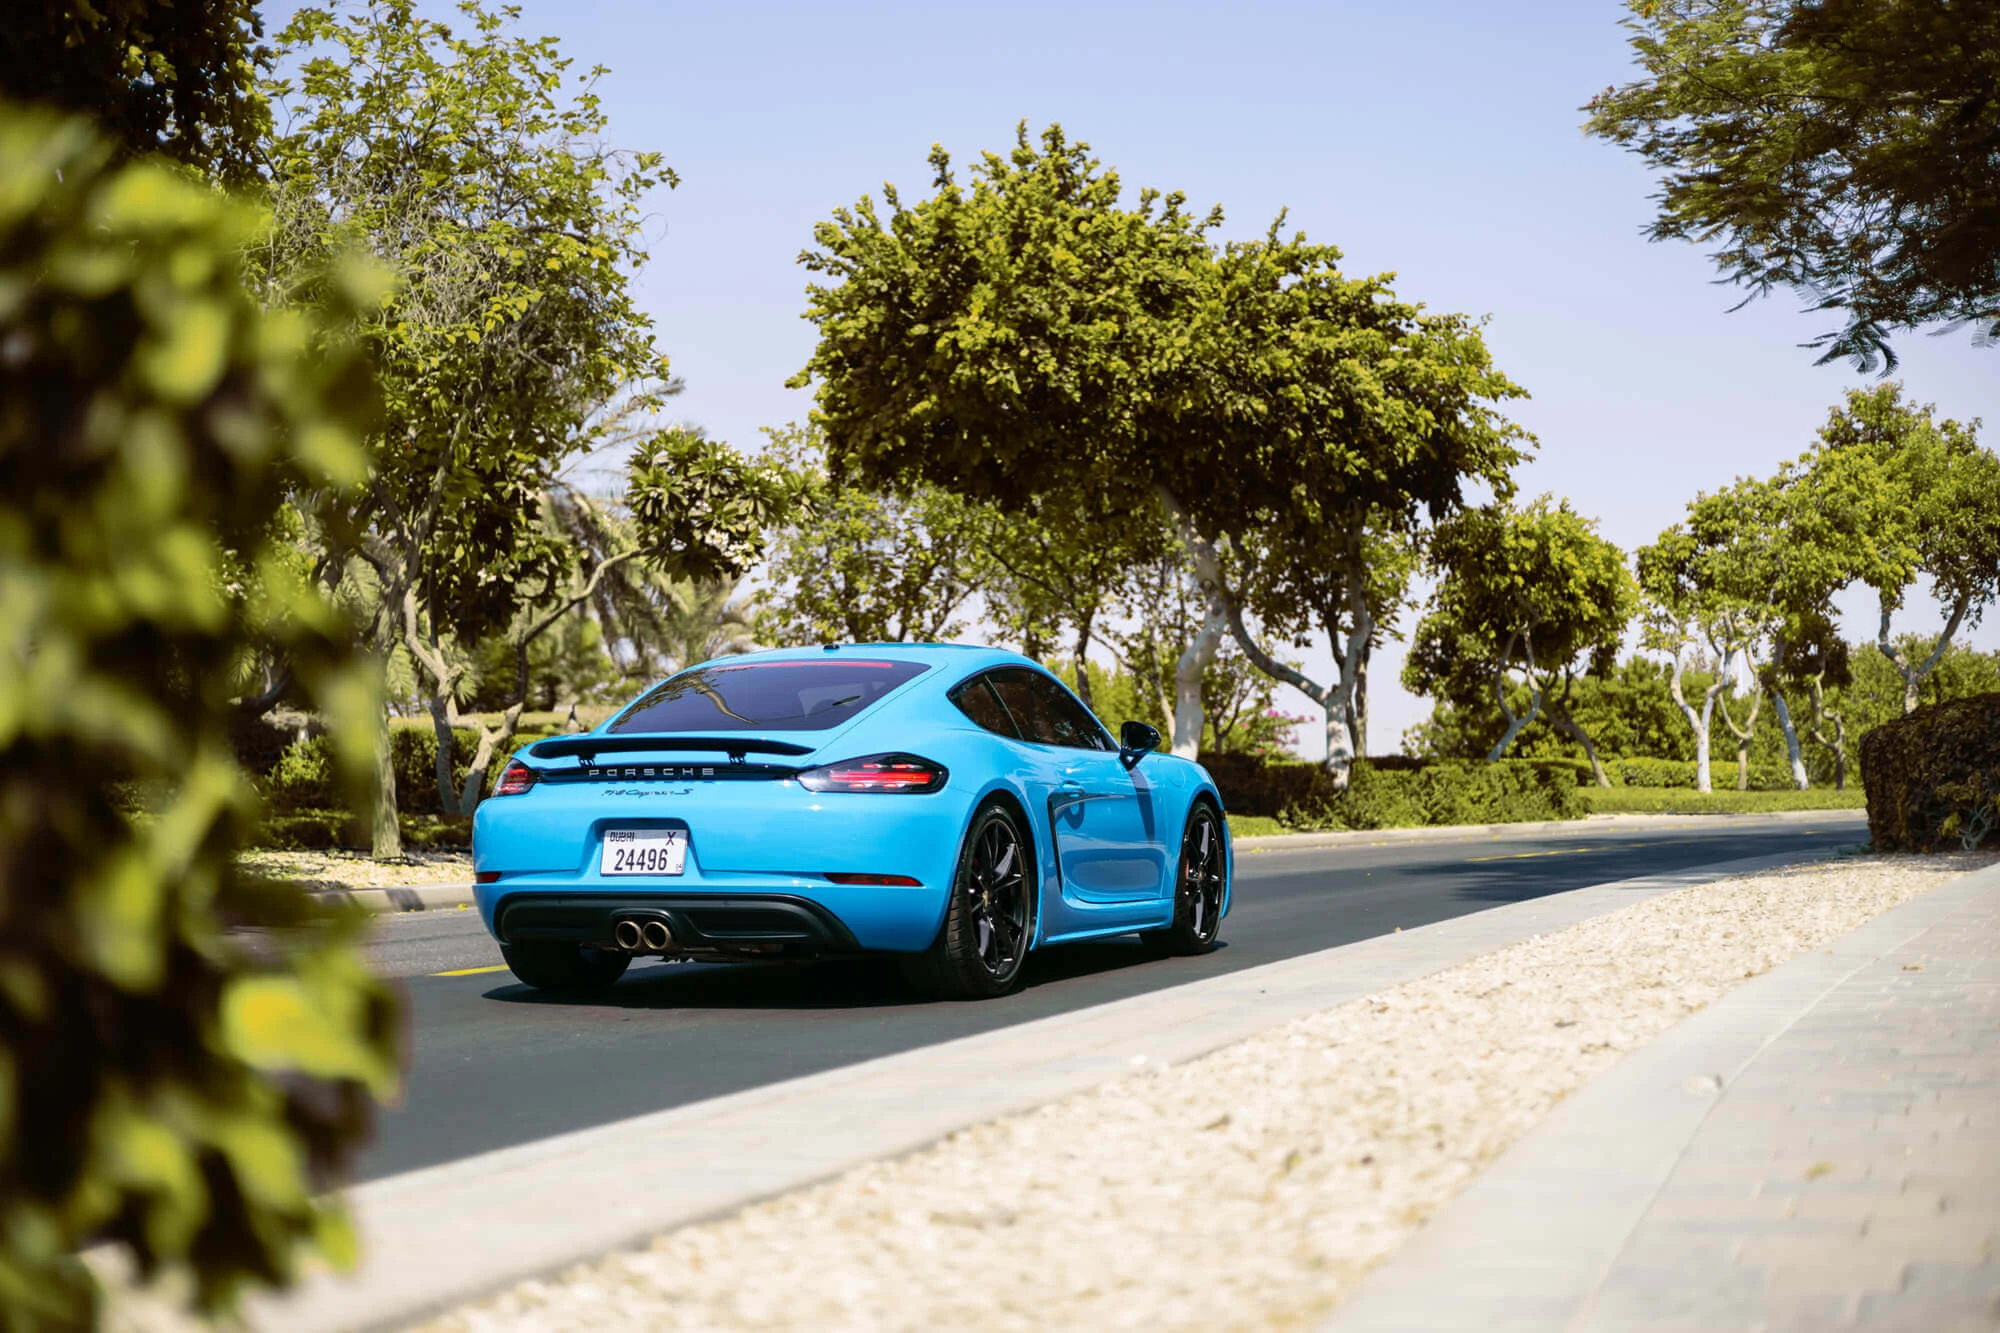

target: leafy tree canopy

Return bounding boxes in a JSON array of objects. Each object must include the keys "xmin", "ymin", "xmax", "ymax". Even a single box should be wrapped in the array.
[
  {"xmin": 756, "ymin": 423, "xmax": 987, "ymax": 646},
  {"xmin": 1585, "ymin": 0, "xmax": 2000, "ymax": 370},
  {"xmin": 795, "ymin": 124, "xmax": 1530, "ymax": 782},
  {"xmin": 2, "ymin": 0, "xmax": 269, "ymax": 181},
  {"xmin": 1404, "ymin": 497, "xmax": 1634, "ymax": 777},
  {"xmin": 1804, "ymin": 382, "xmax": 2000, "ymax": 711}
]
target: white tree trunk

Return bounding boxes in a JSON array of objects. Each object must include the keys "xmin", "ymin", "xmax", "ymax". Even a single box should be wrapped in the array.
[
  {"xmin": 1771, "ymin": 691, "xmax": 1810, "ymax": 790},
  {"xmin": 1879, "ymin": 594, "xmax": 1970, "ymax": 716},
  {"xmin": 1486, "ymin": 674, "xmax": 1542, "ymax": 761},
  {"xmin": 1666, "ymin": 648, "xmax": 1718, "ymax": 794},
  {"xmin": 1171, "ymin": 590, "xmax": 1226, "ymax": 759},
  {"xmin": 1322, "ymin": 696, "xmax": 1355, "ymax": 784}
]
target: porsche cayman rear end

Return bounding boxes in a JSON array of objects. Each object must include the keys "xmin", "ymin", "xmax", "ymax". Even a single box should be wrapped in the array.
[{"xmin": 472, "ymin": 650, "xmax": 979, "ymax": 988}]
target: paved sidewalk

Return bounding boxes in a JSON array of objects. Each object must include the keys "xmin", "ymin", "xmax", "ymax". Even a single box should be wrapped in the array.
[
  {"xmin": 1328, "ymin": 855, "xmax": 2000, "ymax": 1333},
  {"xmin": 103, "ymin": 851, "xmax": 1818, "ymax": 1332}
]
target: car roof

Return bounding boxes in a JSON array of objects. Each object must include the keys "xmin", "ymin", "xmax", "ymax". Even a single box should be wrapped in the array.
[{"xmin": 684, "ymin": 642, "xmax": 1037, "ymax": 674}]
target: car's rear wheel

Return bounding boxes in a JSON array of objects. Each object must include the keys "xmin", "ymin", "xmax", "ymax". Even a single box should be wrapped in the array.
[
  {"xmin": 903, "ymin": 799, "xmax": 1036, "ymax": 1000},
  {"xmin": 501, "ymin": 940, "xmax": 630, "ymax": 993},
  {"xmin": 1142, "ymin": 801, "xmax": 1226, "ymax": 957}
]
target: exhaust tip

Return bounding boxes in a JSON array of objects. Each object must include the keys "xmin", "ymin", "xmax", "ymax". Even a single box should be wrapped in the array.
[
  {"xmin": 641, "ymin": 920, "xmax": 673, "ymax": 952},
  {"xmin": 613, "ymin": 919, "xmax": 644, "ymax": 951}
]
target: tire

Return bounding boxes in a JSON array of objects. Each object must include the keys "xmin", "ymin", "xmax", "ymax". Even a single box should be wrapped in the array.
[
  {"xmin": 1141, "ymin": 800, "xmax": 1226, "ymax": 957},
  {"xmin": 902, "ymin": 799, "xmax": 1037, "ymax": 1000},
  {"xmin": 501, "ymin": 940, "xmax": 631, "ymax": 993}
]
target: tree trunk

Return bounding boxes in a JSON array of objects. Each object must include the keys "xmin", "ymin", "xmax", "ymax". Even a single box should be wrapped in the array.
[
  {"xmin": 1770, "ymin": 691, "xmax": 1810, "ymax": 790},
  {"xmin": 1322, "ymin": 695, "xmax": 1356, "ymax": 789},
  {"xmin": 454, "ymin": 702, "xmax": 523, "ymax": 817},
  {"xmin": 1348, "ymin": 638, "xmax": 1371, "ymax": 759},
  {"xmin": 1072, "ymin": 616, "xmax": 1094, "ymax": 711},
  {"xmin": 426, "ymin": 693, "xmax": 460, "ymax": 812},
  {"xmin": 1171, "ymin": 590, "xmax": 1226, "ymax": 759},
  {"xmin": 371, "ymin": 698, "xmax": 404, "ymax": 859},
  {"xmin": 1486, "ymin": 629, "xmax": 1541, "ymax": 761},
  {"xmin": 1716, "ymin": 685, "xmax": 1762, "ymax": 791},
  {"xmin": 1546, "ymin": 695, "xmax": 1612, "ymax": 788},
  {"xmin": 1486, "ymin": 670, "xmax": 1542, "ymax": 761},
  {"xmin": 1807, "ymin": 677, "xmax": 1848, "ymax": 790},
  {"xmin": 1666, "ymin": 649, "xmax": 1723, "ymax": 794},
  {"xmin": 1879, "ymin": 593, "xmax": 1969, "ymax": 716}
]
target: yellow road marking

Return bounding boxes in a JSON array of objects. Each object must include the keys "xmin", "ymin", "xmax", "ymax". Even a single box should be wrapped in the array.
[
  {"xmin": 1465, "ymin": 842, "xmax": 1664, "ymax": 863},
  {"xmin": 431, "ymin": 964, "xmax": 510, "ymax": 977}
]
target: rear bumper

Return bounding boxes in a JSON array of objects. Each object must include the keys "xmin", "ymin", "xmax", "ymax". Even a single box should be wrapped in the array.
[{"xmin": 493, "ymin": 891, "xmax": 863, "ymax": 959}]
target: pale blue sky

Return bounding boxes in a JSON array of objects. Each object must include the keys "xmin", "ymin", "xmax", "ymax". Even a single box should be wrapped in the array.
[{"xmin": 282, "ymin": 0, "xmax": 2000, "ymax": 751}]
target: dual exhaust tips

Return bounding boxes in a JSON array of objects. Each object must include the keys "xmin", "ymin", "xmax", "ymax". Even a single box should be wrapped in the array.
[{"xmin": 612, "ymin": 916, "xmax": 675, "ymax": 954}]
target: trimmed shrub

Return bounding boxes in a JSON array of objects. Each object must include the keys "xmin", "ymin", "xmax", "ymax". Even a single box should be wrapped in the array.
[
  {"xmin": 1610, "ymin": 756, "xmax": 1793, "ymax": 791},
  {"xmin": 1196, "ymin": 751, "xmax": 1341, "ymax": 819},
  {"xmin": 1198, "ymin": 754, "xmax": 1584, "ymax": 830},
  {"xmin": 1859, "ymin": 692, "xmax": 2000, "ymax": 852},
  {"xmin": 254, "ymin": 811, "xmax": 471, "ymax": 851}
]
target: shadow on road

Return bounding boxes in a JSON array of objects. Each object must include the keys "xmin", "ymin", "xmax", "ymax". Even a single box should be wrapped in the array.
[{"xmin": 480, "ymin": 935, "xmax": 1226, "ymax": 1012}]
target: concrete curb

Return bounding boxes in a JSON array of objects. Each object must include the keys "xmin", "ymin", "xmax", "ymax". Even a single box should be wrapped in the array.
[
  {"xmin": 309, "ymin": 883, "xmax": 477, "ymax": 913},
  {"xmin": 103, "ymin": 848, "xmax": 1837, "ymax": 1333},
  {"xmin": 1324, "ymin": 855, "xmax": 2000, "ymax": 1332},
  {"xmin": 1233, "ymin": 807, "xmax": 1866, "ymax": 853},
  {"xmin": 284, "ymin": 812, "xmax": 1866, "ymax": 912}
]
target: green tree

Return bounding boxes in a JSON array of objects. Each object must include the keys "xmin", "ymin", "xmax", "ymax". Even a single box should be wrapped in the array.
[
  {"xmin": 1179, "ymin": 224, "xmax": 1522, "ymax": 786},
  {"xmin": 1403, "ymin": 498, "xmax": 1635, "ymax": 785},
  {"xmin": 2, "ymin": 0, "xmax": 269, "ymax": 181},
  {"xmin": 1094, "ymin": 552, "xmax": 1285, "ymax": 758},
  {"xmin": 1585, "ymin": 0, "xmax": 2000, "ymax": 370},
  {"xmin": 256, "ymin": 0, "xmax": 677, "ymax": 849},
  {"xmin": 796, "ymin": 126, "xmax": 1527, "ymax": 789},
  {"xmin": 978, "ymin": 493, "xmax": 1171, "ymax": 711},
  {"xmin": 1806, "ymin": 384, "xmax": 2000, "ymax": 715},
  {"xmin": 407, "ymin": 428, "xmax": 793, "ymax": 815},
  {"xmin": 756, "ymin": 423, "xmax": 988, "ymax": 645},
  {"xmin": 1635, "ymin": 522, "xmax": 1779, "ymax": 793},
  {"xmin": 0, "ymin": 109, "xmax": 398, "ymax": 1324}
]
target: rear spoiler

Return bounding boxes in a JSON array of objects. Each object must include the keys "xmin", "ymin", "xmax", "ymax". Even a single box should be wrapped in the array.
[{"xmin": 529, "ymin": 735, "xmax": 817, "ymax": 764}]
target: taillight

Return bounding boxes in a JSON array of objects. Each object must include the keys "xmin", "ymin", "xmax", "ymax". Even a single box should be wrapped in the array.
[
  {"xmin": 795, "ymin": 753, "xmax": 947, "ymax": 793},
  {"xmin": 824, "ymin": 872, "xmax": 923, "ymax": 886},
  {"xmin": 492, "ymin": 760, "xmax": 538, "ymax": 796}
]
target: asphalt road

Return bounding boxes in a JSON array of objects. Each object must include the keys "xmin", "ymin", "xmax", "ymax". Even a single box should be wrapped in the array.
[{"xmin": 353, "ymin": 815, "xmax": 1866, "ymax": 1183}]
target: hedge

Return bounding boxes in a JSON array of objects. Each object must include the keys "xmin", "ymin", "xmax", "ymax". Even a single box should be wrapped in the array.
[
  {"xmin": 260, "ymin": 725, "xmax": 566, "ymax": 818},
  {"xmin": 1198, "ymin": 753, "xmax": 1585, "ymax": 830},
  {"xmin": 1609, "ymin": 756, "xmax": 1795, "ymax": 791},
  {"xmin": 253, "ymin": 810, "xmax": 473, "ymax": 851},
  {"xmin": 1859, "ymin": 691, "xmax": 2000, "ymax": 852}
]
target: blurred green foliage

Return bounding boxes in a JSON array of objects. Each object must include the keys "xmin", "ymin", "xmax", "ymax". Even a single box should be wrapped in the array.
[
  {"xmin": 1, "ymin": 0, "xmax": 269, "ymax": 182},
  {"xmin": 0, "ymin": 109, "xmax": 399, "ymax": 1324}
]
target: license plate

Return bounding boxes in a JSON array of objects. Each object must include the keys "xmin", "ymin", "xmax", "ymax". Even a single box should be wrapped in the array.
[{"xmin": 599, "ymin": 829, "xmax": 687, "ymax": 876}]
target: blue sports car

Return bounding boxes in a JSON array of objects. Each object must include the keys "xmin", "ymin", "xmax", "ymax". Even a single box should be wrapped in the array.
[{"xmin": 471, "ymin": 643, "xmax": 1233, "ymax": 999}]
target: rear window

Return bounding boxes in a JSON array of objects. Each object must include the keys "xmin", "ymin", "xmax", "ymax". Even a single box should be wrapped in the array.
[{"xmin": 610, "ymin": 658, "xmax": 930, "ymax": 734}]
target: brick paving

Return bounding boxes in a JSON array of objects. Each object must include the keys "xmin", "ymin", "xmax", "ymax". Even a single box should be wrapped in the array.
[{"xmin": 1330, "ymin": 857, "xmax": 2000, "ymax": 1333}]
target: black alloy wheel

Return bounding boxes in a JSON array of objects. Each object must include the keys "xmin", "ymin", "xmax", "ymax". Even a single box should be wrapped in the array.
[
  {"xmin": 501, "ymin": 940, "xmax": 631, "ymax": 993},
  {"xmin": 903, "ymin": 800, "xmax": 1036, "ymax": 1000},
  {"xmin": 1142, "ymin": 801, "xmax": 1226, "ymax": 957}
]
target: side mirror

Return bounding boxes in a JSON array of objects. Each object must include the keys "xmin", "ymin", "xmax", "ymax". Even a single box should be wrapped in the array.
[{"xmin": 1118, "ymin": 720, "xmax": 1162, "ymax": 769}]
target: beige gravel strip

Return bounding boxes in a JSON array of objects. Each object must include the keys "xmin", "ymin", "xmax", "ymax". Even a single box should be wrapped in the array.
[
  {"xmin": 421, "ymin": 852, "xmax": 1988, "ymax": 1333},
  {"xmin": 241, "ymin": 848, "xmax": 472, "ymax": 893}
]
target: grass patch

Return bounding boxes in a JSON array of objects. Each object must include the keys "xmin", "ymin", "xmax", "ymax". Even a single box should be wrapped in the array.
[
  {"xmin": 1577, "ymin": 786, "xmax": 1867, "ymax": 815},
  {"xmin": 1226, "ymin": 814, "xmax": 1287, "ymax": 839}
]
